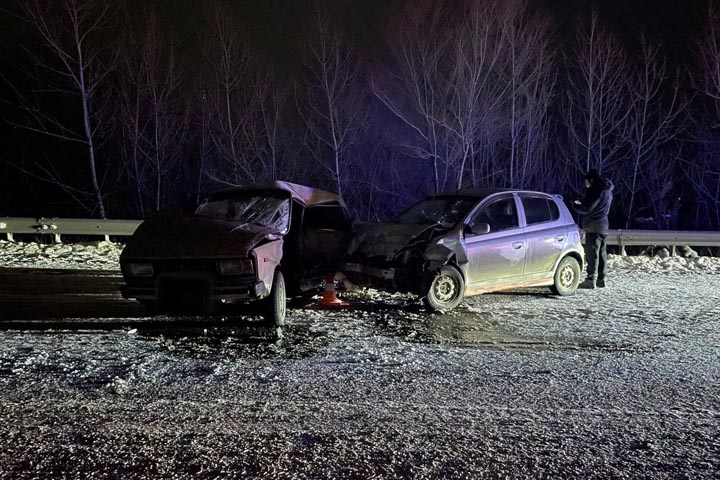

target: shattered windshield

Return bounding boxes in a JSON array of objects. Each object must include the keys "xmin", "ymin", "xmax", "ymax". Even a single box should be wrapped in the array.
[
  {"xmin": 396, "ymin": 197, "xmax": 478, "ymax": 227},
  {"xmin": 195, "ymin": 194, "xmax": 290, "ymax": 232}
]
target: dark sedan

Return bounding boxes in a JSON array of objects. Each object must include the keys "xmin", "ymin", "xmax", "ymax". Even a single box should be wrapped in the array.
[{"xmin": 121, "ymin": 181, "xmax": 352, "ymax": 326}]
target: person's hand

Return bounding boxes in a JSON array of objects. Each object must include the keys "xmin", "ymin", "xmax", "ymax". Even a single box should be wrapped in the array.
[{"xmin": 574, "ymin": 200, "xmax": 582, "ymax": 205}]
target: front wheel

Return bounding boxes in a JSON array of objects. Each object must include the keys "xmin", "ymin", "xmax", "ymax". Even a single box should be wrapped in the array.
[
  {"xmin": 424, "ymin": 265, "xmax": 465, "ymax": 312},
  {"xmin": 551, "ymin": 256, "xmax": 581, "ymax": 296},
  {"xmin": 262, "ymin": 270, "xmax": 287, "ymax": 327}
]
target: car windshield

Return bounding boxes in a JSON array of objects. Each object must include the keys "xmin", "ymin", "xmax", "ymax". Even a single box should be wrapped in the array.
[
  {"xmin": 195, "ymin": 194, "xmax": 290, "ymax": 232},
  {"xmin": 396, "ymin": 197, "xmax": 478, "ymax": 227}
]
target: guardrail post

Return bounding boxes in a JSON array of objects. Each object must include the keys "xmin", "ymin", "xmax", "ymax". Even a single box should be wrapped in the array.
[
  {"xmin": 54, "ymin": 233, "xmax": 62, "ymax": 243},
  {"xmin": 0, "ymin": 221, "xmax": 9, "ymax": 242}
]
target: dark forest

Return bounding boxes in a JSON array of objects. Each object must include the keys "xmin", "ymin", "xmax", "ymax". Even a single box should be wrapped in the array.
[{"xmin": 1, "ymin": 0, "xmax": 719, "ymax": 230}]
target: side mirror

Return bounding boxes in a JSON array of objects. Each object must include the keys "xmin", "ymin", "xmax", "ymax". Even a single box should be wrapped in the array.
[{"xmin": 466, "ymin": 222, "xmax": 490, "ymax": 236}]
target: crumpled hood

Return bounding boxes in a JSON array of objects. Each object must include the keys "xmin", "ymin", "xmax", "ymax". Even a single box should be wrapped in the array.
[
  {"xmin": 121, "ymin": 211, "xmax": 277, "ymax": 260},
  {"xmin": 349, "ymin": 223, "xmax": 439, "ymax": 261}
]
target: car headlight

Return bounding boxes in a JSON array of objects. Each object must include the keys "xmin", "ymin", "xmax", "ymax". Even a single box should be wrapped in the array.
[
  {"xmin": 217, "ymin": 259, "xmax": 254, "ymax": 276},
  {"xmin": 126, "ymin": 262, "xmax": 154, "ymax": 277}
]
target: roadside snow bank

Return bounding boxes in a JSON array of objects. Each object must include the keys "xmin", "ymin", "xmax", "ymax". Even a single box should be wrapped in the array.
[
  {"xmin": 0, "ymin": 240, "xmax": 122, "ymax": 270},
  {"xmin": 1, "ymin": 238, "xmax": 719, "ymax": 274},
  {"xmin": 607, "ymin": 253, "xmax": 720, "ymax": 273}
]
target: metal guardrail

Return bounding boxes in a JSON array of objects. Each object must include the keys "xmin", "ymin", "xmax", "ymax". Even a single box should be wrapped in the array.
[
  {"xmin": 1, "ymin": 218, "xmax": 719, "ymax": 252},
  {"xmin": 583, "ymin": 229, "xmax": 720, "ymax": 255},
  {"xmin": 0, "ymin": 217, "xmax": 141, "ymax": 242}
]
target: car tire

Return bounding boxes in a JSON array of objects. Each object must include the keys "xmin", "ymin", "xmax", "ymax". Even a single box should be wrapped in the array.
[
  {"xmin": 262, "ymin": 270, "xmax": 287, "ymax": 327},
  {"xmin": 424, "ymin": 265, "xmax": 465, "ymax": 312},
  {"xmin": 551, "ymin": 256, "xmax": 581, "ymax": 296}
]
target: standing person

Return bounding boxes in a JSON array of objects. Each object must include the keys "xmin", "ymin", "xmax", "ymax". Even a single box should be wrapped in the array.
[{"xmin": 573, "ymin": 169, "xmax": 614, "ymax": 289}]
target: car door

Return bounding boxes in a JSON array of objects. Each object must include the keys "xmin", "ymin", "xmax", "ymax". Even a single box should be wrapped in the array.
[
  {"xmin": 519, "ymin": 194, "xmax": 567, "ymax": 281},
  {"xmin": 462, "ymin": 194, "xmax": 526, "ymax": 287},
  {"xmin": 299, "ymin": 204, "xmax": 352, "ymax": 274}
]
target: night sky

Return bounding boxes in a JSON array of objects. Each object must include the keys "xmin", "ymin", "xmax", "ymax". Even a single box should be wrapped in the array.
[{"xmin": 1, "ymin": 0, "xmax": 704, "ymax": 72}]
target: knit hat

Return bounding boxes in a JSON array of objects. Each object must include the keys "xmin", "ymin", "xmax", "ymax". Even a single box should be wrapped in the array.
[{"xmin": 585, "ymin": 169, "xmax": 601, "ymax": 183}]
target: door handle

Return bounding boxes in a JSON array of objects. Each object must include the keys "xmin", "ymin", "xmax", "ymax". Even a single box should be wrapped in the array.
[
  {"xmin": 555, "ymin": 235, "xmax": 566, "ymax": 242},
  {"xmin": 512, "ymin": 241, "xmax": 524, "ymax": 249}
]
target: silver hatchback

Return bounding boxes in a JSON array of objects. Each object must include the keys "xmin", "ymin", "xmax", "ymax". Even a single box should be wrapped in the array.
[{"xmin": 345, "ymin": 188, "xmax": 584, "ymax": 311}]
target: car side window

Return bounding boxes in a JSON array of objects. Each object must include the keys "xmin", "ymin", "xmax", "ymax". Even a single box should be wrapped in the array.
[
  {"xmin": 470, "ymin": 197, "xmax": 519, "ymax": 233},
  {"xmin": 521, "ymin": 197, "xmax": 559, "ymax": 226}
]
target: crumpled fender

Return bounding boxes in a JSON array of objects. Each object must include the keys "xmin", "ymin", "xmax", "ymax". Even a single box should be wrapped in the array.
[
  {"xmin": 251, "ymin": 239, "xmax": 284, "ymax": 295},
  {"xmin": 423, "ymin": 228, "xmax": 468, "ymax": 272},
  {"xmin": 424, "ymin": 243, "xmax": 455, "ymax": 271}
]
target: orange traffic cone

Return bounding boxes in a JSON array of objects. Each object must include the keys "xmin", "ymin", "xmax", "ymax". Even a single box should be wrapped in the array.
[{"xmin": 317, "ymin": 273, "xmax": 348, "ymax": 307}]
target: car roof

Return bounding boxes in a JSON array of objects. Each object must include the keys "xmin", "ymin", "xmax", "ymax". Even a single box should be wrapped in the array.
[
  {"xmin": 450, "ymin": 188, "xmax": 511, "ymax": 198},
  {"xmin": 207, "ymin": 181, "xmax": 344, "ymax": 208},
  {"xmin": 435, "ymin": 188, "xmax": 559, "ymax": 199}
]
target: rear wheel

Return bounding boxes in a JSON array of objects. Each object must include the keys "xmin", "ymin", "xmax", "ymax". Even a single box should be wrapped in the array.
[
  {"xmin": 262, "ymin": 270, "xmax": 287, "ymax": 327},
  {"xmin": 424, "ymin": 265, "xmax": 465, "ymax": 312},
  {"xmin": 551, "ymin": 256, "xmax": 581, "ymax": 296}
]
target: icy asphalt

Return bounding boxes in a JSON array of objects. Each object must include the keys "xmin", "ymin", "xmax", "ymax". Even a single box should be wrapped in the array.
[{"xmin": 0, "ymin": 244, "xmax": 719, "ymax": 479}]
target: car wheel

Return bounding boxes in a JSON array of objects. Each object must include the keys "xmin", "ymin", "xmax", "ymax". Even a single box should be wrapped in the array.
[
  {"xmin": 262, "ymin": 270, "xmax": 287, "ymax": 327},
  {"xmin": 551, "ymin": 256, "xmax": 581, "ymax": 296},
  {"xmin": 424, "ymin": 265, "xmax": 465, "ymax": 312}
]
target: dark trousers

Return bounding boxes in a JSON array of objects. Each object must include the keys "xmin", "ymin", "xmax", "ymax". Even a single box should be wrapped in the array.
[{"xmin": 585, "ymin": 232, "xmax": 608, "ymax": 280}]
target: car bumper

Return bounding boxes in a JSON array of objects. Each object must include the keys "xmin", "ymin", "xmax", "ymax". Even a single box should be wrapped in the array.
[
  {"xmin": 342, "ymin": 262, "xmax": 396, "ymax": 280},
  {"xmin": 121, "ymin": 278, "xmax": 267, "ymax": 303}
]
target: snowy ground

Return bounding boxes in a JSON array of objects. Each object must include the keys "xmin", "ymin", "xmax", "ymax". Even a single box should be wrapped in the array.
[
  {"xmin": 0, "ymin": 241, "xmax": 719, "ymax": 479},
  {"xmin": 2, "ymin": 238, "xmax": 719, "ymax": 274}
]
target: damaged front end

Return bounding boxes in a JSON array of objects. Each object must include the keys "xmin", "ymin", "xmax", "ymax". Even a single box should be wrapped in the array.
[
  {"xmin": 120, "ymin": 191, "xmax": 290, "ymax": 313},
  {"xmin": 344, "ymin": 223, "xmax": 461, "ymax": 294}
]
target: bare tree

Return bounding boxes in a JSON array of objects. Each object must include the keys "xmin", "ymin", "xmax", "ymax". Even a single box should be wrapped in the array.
[
  {"xmin": 10, "ymin": 0, "xmax": 117, "ymax": 218},
  {"xmin": 562, "ymin": 14, "xmax": 630, "ymax": 189},
  {"xmin": 619, "ymin": 40, "xmax": 683, "ymax": 228},
  {"xmin": 117, "ymin": 10, "xmax": 187, "ymax": 215},
  {"xmin": 446, "ymin": 0, "xmax": 507, "ymax": 190},
  {"xmin": 300, "ymin": 10, "xmax": 363, "ymax": 197},
  {"xmin": 689, "ymin": 3, "xmax": 720, "ymax": 228},
  {"xmin": 375, "ymin": 0, "xmax": 555, "ymax": 193},
  {"xmin": 200, "ymin": 1, "xmax": 288, "ymax": 189},
  {"xmin": 254, "ymin": 67, "xmax": 287, "ymax": 182},
  {"xmin": 202, "ymin": 0, "xmax": 256, "ymax": 186},
  {"xmin": 372, "ymin": 0, "xmax": 455, "ymax": 193},
  {"xmin": 498, "ymin": 0, "xmax": 555, "ymax": 189}
]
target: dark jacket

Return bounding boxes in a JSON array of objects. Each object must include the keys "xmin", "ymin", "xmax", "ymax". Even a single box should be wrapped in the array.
[{"xmin": 573, "ymin": 178, "xmax": 614, "ymax": 234}]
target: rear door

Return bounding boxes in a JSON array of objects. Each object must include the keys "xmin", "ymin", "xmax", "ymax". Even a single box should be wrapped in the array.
[
  {"xmin": 462, "ymin": 194, "xmax": 526, "ymax": 288},
  {"xmin": 519, "ymin": 194, "xmax": 567, "ymax": 281}
]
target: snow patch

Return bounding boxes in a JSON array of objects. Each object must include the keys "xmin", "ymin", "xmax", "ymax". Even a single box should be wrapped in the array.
[{"xmin": 0, "ymin": 240, "xmax": 122, "ymax": 270}]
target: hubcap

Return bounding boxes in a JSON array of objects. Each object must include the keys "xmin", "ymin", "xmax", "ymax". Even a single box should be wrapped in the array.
[
  {"xmin": 559, "ymin": 265, "xmax": 575, "ymax": 289},
  {"xmin": 433, "ymin": 274, "xmax": 458, "ymax": 303}
]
